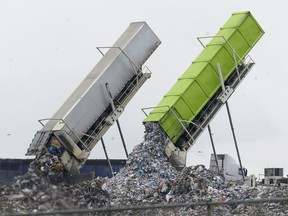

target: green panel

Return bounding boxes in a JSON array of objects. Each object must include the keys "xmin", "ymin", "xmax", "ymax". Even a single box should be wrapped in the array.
[
  {"xmin": 166, "ymin": 79, "xmax": 193, "ymax": 96},
  {"xmin": 159, "ymin": 96, "xmax": 193, "ymax": 125},
  {"xmin": 218, "ymin": 11, "xmax": 264, "ymax": 58},
  {"xmin": 194, "ymin": 45, "xmax": 235, "ymax": 80},
  {"xmin": 144, "ymin": 95, "xmax": 194, "ymax": 142},
  {"xmin": 165, "ymin": 79, "xmax": 208, "ymax": 118},
  {"xmin": 222, "ymin": 12, "xmax": 264, "ymax": 48},
  {"xmin": 143, "ymin": 98, "xmax": 175, "ymax": 122},
  {"xmin": 181, "ymin": 62, "xmax": 221, "ymax": 97},
  {"xmin": 209, "ymin": 46, "xmax": 235, "ymax": 80},
  {"xmin": 143, "ymin": 112, "xmax": 165, "ymax": 122},
  {"xmin": 208, "ymin": 28, "xmax": 250, "ymax": 61},
  {"xmin": 143, "ymin": 95, "xmax": 192, "ymax": 127},
  {"xmin": 238, "ymin": 15, "xmax": 264, "ymax": 48},
  {"xmin": 221, "ymin": 12, "xmax": 247, "ymax": 28},
  {"xmin": 159, "ymin": 113, "xmax": 183, "ymax": 142},
  {"xmin": 180, "ymin": 80, "xmax": 209, "ymax": 115},
  {"xmin": 194, "ymin": 45, "xmax": 220, "ymax": 62},
  {"xmin": 144, "ymin": 79, "xmax": 209, "ymax": 141},
  {"xmin": 181, "ymin": 61, "xmax": 207, "ymax": 79}
]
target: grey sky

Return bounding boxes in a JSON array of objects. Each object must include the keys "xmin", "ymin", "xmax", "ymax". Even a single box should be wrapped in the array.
[{"xmin": 0, "ymin": 0, "xmax": 287, "ymax": 178}]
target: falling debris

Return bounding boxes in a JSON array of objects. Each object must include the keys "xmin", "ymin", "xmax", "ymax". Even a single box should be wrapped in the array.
[{"xmin": 102, "ymin": 122, "xmax": 179, "ymax": 206}]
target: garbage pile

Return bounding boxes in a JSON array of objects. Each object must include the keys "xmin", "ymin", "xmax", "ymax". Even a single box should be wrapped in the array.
[
  {"xmin": 1, "ymin": 122, "xmax": 288, "ymax": 215},
  {"xmin": 102, "ymin": 122, "xmax": 178, "ymax": 206},
  {"xmin": 0, "ymin": 164, "xmax": 109, "ymax": 214}
]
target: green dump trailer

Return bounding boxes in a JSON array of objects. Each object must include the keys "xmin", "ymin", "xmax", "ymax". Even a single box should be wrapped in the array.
[{"xmin": 143, "ymin": 11, "xmax": 264, "ymax": 155}]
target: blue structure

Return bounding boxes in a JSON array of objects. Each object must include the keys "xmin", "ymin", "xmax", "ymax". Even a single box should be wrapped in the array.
[{"xmin": 0, "ymin": 158, "xmax": 126, "ymax": 183}]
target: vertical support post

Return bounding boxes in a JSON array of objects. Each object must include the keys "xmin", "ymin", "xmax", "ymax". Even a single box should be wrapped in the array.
[
  {"xmin": 217, "ymin": 63, "xmax": 225, "ymax": 92},
  {"xmin": 207, "ymin": 203, "xmax": 212, "ymax": 216},
  {"xmin": 105, "ymin": 83, "xmax": 129, "ymax": 159},
  {"xmin": 225, "ymin": 102, "xmax": 245, "ymax": 181},
  {"xmin": 208, "ymin": 124, "xmax": 220, "ymax": 174},
  {"xmin": 216, "ymin": 63, "xmax": 245, "ymax": 181},
  {"xmin": 101, "ymin": 138, "xmax": 114, "ymax": 177},
  {"xmin": 116, "ymin": 120, "xmax": 129, "ymax": 158}
]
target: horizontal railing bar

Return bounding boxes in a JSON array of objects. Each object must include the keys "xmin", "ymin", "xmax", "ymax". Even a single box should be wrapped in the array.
[{"xmin": 5, "ymin": 197, "xmax": 288, "ymax": 216}]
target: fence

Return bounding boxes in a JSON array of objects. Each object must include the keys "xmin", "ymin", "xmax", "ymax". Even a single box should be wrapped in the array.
[{"xmin": 3, "ymin": 197, "xmax": 288, "ymax": 216}]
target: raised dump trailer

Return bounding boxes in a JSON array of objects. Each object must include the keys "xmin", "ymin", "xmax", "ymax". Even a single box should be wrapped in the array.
[
  {"xmin": 26, "ymin": 22, "xmax": 161, "ymax": 176},
  {"xmin": 143, "ymin": 11, "xmax": 264, "ymax": 166}
]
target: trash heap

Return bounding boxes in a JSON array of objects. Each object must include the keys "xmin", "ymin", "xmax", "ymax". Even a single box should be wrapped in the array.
[
  {"xmin": 1, "ymin": 122, "xmax": 288, "ymax": 215},
  {"xmin": 103, "ymin": 123, "xmax": 225, "ymax": 205},
  {"xmin": 102, "ymin": 122, "xmax": 179, "ymax": 206},
  {"xmin": 102, "ymin": 122, "xmax": 288, "ymax": 215},
  {"xmin": 0, "ymin": 164, "xmax": 109, "ymax": 214}
]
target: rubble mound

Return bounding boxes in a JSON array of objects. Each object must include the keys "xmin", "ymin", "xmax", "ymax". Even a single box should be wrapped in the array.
[
  {"xmin": 1, "ymin": 122, "xmax": 288, "ymax": 215},
  {"xmin": 103, "ymin": 122, "xmax": 179, "ymax": 206},
  {"xmin": 0, "ymin": 167, "xmax": 109, "ymax": 213},
  {"xmin": 103, "ymin": 123, "xmax": 227, "ymax": 206}
]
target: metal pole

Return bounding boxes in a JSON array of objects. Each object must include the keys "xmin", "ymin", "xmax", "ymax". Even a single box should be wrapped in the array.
[
  {"xmin": 225, "ymin": 102, "xmax": 245, "ymax": 181},
  {"xmin": 101, "ymin": 138, "xmax": 114, "ymax": 177},
  {"xmin": 208, "ymin": 124, "xmax": 220, "ymax": 174},
  {"xmin": 116, "ymin": 120, "xmax": 129, "ymax": 158},
  {"xmin": 217, "ymin": 63, "xmax": 226, "ymax": 92},
  {"xmin": 105, "ymin": 82, "xmax": 129, "ymax": 159},
  {"xmin": 207, "ymin": 203, "xmax": 212, "ymax": 216},
  {"xmin": 216, "ymin": 63, "xmax": 245, "ymax": 181}
]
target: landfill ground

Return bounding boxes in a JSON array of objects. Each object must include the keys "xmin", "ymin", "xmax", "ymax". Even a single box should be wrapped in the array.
[{"xmin": 1, "ymin": 122, "xmax": 288, "ymax": 215}]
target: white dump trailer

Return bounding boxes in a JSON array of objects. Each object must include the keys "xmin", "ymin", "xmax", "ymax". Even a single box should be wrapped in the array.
[{"xmin": 26, "ymin": 22, "xmax": 161, "ymax": 176}]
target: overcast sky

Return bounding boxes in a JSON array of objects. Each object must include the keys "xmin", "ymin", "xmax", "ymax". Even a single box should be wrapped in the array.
[{"xmin": 0, "ymin": 0, "xmax": 287, "ymax": 178}]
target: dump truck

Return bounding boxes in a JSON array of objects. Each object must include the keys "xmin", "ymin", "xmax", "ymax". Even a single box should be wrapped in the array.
[
  {"xmin": 26, "ymin": 22, "xmax": 161, "ymax": 179},
  {"xmin": 143, "ymin": 11, "xmax": 264, "ymax": 168}
]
